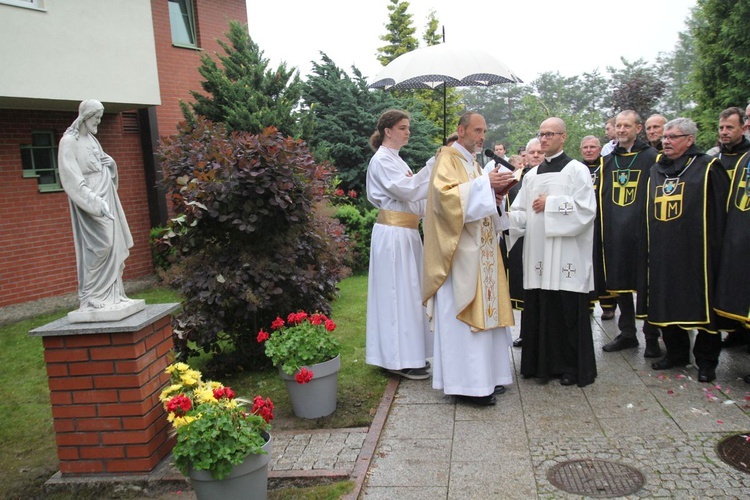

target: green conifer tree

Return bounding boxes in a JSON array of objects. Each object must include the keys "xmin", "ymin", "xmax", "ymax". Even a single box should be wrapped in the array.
[{"xmin": 186, "ymin": 21, "xmax": 302, "ymax": 137}]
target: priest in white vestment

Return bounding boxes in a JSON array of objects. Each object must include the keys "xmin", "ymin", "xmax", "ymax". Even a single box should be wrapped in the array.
[
  {"xmin": 423, "ymin": 112, "xmax": 516, "ymax": 406},
  {"xmin": 509, "ymin": 117, "xmax": 598, "ymax": 387},
  {"xmin": 366, "ymin": 109, "xmax": 433, "ymax": 380}
]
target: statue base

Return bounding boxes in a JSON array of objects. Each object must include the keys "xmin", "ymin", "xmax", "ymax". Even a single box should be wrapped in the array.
[{"xmin": 67, "ymin": 299, "xmax": 146, "ymax": 323}]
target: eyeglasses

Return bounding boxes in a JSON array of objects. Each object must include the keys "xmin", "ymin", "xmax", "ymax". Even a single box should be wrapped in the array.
[
  {"xmin": 536, "ymin": 132, "xmax": 563, "ymax": 140},
  {"xmin": 662, "ymin": 134, "xmax": 689, "ymax": 141}
]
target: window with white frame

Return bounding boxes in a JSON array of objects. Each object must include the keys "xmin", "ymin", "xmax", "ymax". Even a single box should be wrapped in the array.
[
  {"xmin": 20, "ymin": 131, "xmax": 62, "ymax": 192},
  {"xmin": 0, "ymin": 0, "xmax": 45, "ymax": 10},
  {"xmin": 168, "ymin": 0, "xmax": 198, "ymax": 48}
]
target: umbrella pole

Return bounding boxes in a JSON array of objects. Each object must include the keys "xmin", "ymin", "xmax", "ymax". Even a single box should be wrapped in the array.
[{"xmin": 443, "ymin": 84, "xmax": 447, "ymax": 144}]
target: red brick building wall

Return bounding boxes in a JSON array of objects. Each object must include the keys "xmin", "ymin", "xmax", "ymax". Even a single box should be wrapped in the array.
[
  {"xmin": 151, "ymin": 0, "xmax": 248, "ymax": 138},
  {"xmin": 0, "ymin": 110, "xmax": 153, "ymax": 308},
  {"xmin": 0, "ymin": 1, "xmax": 248, "ymax": 308}
]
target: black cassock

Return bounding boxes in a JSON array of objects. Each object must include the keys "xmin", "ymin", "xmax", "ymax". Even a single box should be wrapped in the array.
[
  {"xmin": 637, "ymin": 146, "xmax": 729, "ymax": 333},
  {"xmin": 714, "ymin": 155, "xmax": 750, "ymax": 325}
]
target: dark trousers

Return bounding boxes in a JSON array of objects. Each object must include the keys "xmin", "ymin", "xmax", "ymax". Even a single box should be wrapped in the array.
[
  {"xmin": 600, "ymin": 296, "xmax": 616, "ymax": 311},
  {"xmin": 616, "ymin": 293, "xmax": 659, "ymax": 340},
  {"xmin": 661, "ymin": 325, "xmax": 722, "ymax": 369}
]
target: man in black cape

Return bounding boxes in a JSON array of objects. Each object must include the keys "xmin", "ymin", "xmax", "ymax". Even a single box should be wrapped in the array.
[
  {"xmin": 638, "ymin": 118, "xmax": 730, "ymax": 383},
  {"xmin": 599, "ymin": 110, "xmax": 661, "ymax": 358}
]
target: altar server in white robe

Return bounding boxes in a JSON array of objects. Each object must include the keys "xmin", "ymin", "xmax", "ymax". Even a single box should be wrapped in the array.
[
  {"xmin": 509, "ymin": 117, "xmax": 598, "ymax": 387},
  {"xmin": 366, "ymin": 109, "xmax": 433, "ymax": 380},
  {"xmin": 423, "ymin": 112, "xmax": 516, "ymax": 406}
]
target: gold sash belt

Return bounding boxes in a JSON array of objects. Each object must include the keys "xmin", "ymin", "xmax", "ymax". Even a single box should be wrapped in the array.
[{"xmin": 377, "ymin": 210, "xmax": 420, "ymax": 229}]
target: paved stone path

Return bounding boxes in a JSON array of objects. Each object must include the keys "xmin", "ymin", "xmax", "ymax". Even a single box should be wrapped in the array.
[{"xmin": 360, "ymin": 310, "xmax": 750, "ymax": 499}]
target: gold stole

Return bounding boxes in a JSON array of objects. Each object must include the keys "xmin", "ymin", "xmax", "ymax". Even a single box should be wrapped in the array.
[{"xmin": 423, "ymin": 148, "xmax": 514, "ymax": 331}]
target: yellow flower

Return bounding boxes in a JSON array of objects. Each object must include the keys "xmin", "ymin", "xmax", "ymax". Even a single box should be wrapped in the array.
[
  {"xmin": 179, "ymin": 369, "xmax": 201, "ymax": 387},
  {"xmin": 172, "ymin": 415, "xmax": 197, "ymax": 428},
  {"xmin": 166, "ymin": 362, "xmax": 190, "ymax": 374},
  {"xmin": 194, "ymin": 385, "xmax": 217, "ymax": 404},
  {"xmin": 159, "ymin": 384, "xmax": 184, "ymax": 402}
]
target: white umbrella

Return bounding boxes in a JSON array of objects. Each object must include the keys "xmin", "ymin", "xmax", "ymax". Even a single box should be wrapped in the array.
[{"xmin": 369, "ymin": 42, "xmax": 523, "ymax": 141}]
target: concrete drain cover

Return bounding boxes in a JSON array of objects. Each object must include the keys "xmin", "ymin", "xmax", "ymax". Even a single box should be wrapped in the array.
[
  {"xmin": 547, "ymin": 459, "xmax": 644, "ymax": 498},
  {"xmin": 717, "ymin": 434, "xmax": 750, "ymax": 474}
]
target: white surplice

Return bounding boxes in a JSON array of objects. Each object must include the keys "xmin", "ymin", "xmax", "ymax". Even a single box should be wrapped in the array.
[
  {"xmin": 365, "ymin": 146, "xmax": 433, "ymax": 370},
  {"xmin": 508, "ymin": 156, "xmax": 596, "ymax": 293},
  {"xmin": 430, "ymin": 143, "xmax": 514, "ymax": 397}
]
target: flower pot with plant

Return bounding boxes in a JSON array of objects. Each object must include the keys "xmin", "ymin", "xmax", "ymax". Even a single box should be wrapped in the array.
[
  {"xmin": 161, "ymin": 363, "xmax": 274, "ymax": 500},
  {"xmin": 258, "ymin": 311, "xmax": 341, "ymax": 418}
]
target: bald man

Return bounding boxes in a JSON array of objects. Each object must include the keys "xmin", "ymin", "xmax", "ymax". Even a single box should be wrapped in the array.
[
  {"xmin": 645, "ymin": 114, "xmax": 667, "ymax": 151},
  {"xmin": 509, "ymin": 117, "xmax": 598, "ymax": 387}
]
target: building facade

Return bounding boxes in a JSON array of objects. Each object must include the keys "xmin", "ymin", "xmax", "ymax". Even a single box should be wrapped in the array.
[{"xmin": 0, "ymin": 0, "xmax": 248, "ymax": 308}]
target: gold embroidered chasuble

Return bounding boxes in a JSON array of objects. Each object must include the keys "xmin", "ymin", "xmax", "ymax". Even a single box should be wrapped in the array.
[{"xmin": 423, "ymin": 147, "xmax": 514, "ymax": 332}]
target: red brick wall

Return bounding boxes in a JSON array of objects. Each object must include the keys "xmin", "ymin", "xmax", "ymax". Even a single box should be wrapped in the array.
[
  {"xmin": 151, "ymin": 0, "xmax": 248, "ymax": 139},
  {"xmin": 0, "ymin": 110, "xmax": 154, "ymax": 308},
  {"xmin": 0, "ymin": 1, "xmax": 249, "ymax": 308},
  {"xmin": 41, "ymin": 314, "xmax": 175, "ymax": 474}
]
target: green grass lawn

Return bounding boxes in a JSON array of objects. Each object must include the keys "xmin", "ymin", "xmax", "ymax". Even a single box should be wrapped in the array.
[{"xmin": 0, "ymin": 274, "xmax": 385, "ymax": 499}]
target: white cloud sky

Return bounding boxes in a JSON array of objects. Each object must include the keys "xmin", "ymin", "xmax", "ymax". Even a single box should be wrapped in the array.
[{"xmin": 246, "ymin": 0, "xmax": 696, "ymax": 83}]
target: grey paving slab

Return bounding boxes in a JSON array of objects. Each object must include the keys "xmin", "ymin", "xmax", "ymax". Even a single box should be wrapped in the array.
[
  {"xmin": 361, "ymin": 486, "xmax": 447, "ymax": 499},
  {"xmin": 365, "ymin": 438, "xmax": 451, "ymax": 488},
  {"xmin": 377, "ymin": 403, "xmax": 455, "ymax": 439},
  {"xmin": 448, "ymin": 457, "xmax": 536, "ymax": 499}
]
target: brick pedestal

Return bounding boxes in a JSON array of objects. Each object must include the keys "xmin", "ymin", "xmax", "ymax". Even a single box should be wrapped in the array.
[{"xmin": 30, "ymin": 303, "xmax": 179, "ymax": 476}]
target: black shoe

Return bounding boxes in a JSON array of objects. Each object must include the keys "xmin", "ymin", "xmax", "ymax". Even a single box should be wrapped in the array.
[
  {"xmin": 698, "ymin": 367, "xmax": 716, "ymax": 383},
  {"xmin": 651, "ymin": 357, "xmax": 689, "ymax": 370},
  {"xmin": 560, "ymin": 373, "xmax": 577, "ymax": 386},
  {"xmin": 457, "ymin": 394, "xmax": 496, "ymax": 406},
  {"xmin": 387, "ymin": 368, "xmax": 430, "ymax": 380},
  {"xmin": 601, "ymin": 309, "xmax": 615, "ymax": 320},
  {"xmin": 722, "ymin": 331, "xmax": 748, "ymax": 348},
  {"xmin": 493, "ymin": 385, "xmax": 506, "ymax": 395},
  {"xmin": 744, "ymin": 374, "xmax": 750, "ymax": 384},
  {"xmin": 644, "ymin": 338, "xmax": 662, "ymax": 358},
  {"xmin": 602, "ymin": 334, "xmax": 639, "ymax": 352},
  {"xmin": 512, "ymin": 338, "xmax": 523, "ymax": 347}
]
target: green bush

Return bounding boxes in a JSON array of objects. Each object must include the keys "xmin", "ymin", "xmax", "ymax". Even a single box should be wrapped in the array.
[
  {"xmin": 333, "ymin": 204, "xmax": 377, "ymax": 272},
  {"xmin": 158, "ymin": 118, "xmax": 351, "ymax": 368}
]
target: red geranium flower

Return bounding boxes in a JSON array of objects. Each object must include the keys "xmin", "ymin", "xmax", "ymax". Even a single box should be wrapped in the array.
[
  {"xmin": 252, "ymin": 395, "xmax": 274, "ymax": 423},
  {"xmin": 335, "ymin": 188, "xmax": 345, "ymax": 197},
  {"xmin": 324, "ymin": 319, "xmax": 336, "ymax": 332},
  {"xmin": 166, "ymin": 394, "xmax": 192, "ymax": 416},
  {"xmin": 271, "ymin": 316, "xmax": 285, "ymax": 330},
  {"xmin": 256, "ymin": 329, "xmax": 269, "ymax": 342},
  {"xmin": 295, "ymin": 367, "xmax": 314, "ymax": 384},
  {"xmin": 213, "ymin": 386, "xmax": 236, "ymax": 400},
  {"xmin": 348, "ymin": 190, "xmax": 357, "ymax": 198}
]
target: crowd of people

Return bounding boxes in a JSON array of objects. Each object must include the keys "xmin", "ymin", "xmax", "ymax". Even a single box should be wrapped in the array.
[{"xmin": 364, "ymin": 103, "xmax": 750, "ymax": 406}]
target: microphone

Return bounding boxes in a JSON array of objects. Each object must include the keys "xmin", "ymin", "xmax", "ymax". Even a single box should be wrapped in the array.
[{"xmin": 484, "ymin": 149, "xmax": 514, "ymax": 172}]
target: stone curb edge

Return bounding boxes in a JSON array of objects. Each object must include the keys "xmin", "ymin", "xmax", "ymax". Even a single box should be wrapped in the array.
[{"xmin": 343, "ymin": 376, "xmax": 400, "ymax": 499}]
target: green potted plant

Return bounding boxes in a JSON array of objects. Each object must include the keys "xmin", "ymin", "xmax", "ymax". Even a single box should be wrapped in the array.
[
  {"xmin": 160, "ymin": 362, "xmax": 274, "ymax": 499},
  {"xmin": 258, "ymin": 311, "xmax": 342, "ymax": 418}
]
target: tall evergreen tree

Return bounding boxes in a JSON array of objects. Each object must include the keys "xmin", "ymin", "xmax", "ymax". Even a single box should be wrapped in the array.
[
  {"xmin": 655, "ymin": 31, "xmax": 696, "ymax": 118},
  {"xmin": 186, "ymin": 21, "xmax": 302, "ymax": 137},
  {"xmin": 302, "ymin": 53, "xmax": 438, "ymax": 194},
  {"xmin": 377, "ymin": 0, "xmax": 419, "ymax": 66},
  {"xmin": 688, "ymin": 0, "xmax": 750, "ymax": 148}
]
